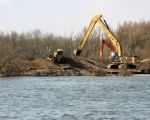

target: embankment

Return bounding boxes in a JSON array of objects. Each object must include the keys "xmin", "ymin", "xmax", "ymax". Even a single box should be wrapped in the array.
[{"xmin": 0, "ymin": 58, "xmax": 150, "ymax": 77}]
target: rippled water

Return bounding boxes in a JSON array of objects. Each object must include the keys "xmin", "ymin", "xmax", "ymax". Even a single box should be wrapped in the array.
[{"xmin": 0, "ymin": 75, "xmax": 150, "ymax": 120}]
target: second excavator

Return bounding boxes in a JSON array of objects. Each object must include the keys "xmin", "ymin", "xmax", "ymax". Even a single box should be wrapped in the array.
[
  {"xmin": 74, "ymin": 14, "xmax": 140, "ymax": 69},
  {"xmin": 100, "ymin": 39, "xmax": 115, "ymax": 59}
]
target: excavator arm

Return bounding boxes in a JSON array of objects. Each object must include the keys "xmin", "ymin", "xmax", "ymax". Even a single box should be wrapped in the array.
[
  {"xmin": 74, "ymin": 15, "xmax": 122, "ymax": 57},
  {"xmin": 74, "ymin": 15, "xmax": 98, "ymax": 56},
  {"xmin": 100, "ymin": 39, "xmax": 115, "ymax": 58}
]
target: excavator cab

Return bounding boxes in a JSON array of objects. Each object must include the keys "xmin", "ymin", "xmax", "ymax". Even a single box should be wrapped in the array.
[
  {"xmin": 56, "ymin": 49, "xmax": 64, "ymax": 55},
  {"xmin": 49, "ymin": 49, "xmax": 65, "ymax": 64}
]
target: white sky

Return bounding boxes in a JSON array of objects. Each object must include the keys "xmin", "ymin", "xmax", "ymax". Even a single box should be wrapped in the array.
[{"xmin": 0, "ymin": 0, "xmax": 149, "ymax": 36}]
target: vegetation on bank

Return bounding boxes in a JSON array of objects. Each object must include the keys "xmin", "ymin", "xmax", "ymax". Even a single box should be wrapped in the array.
[{"xmin": 0, "ymin": 20, "xmax": 150, "ymax": 74}]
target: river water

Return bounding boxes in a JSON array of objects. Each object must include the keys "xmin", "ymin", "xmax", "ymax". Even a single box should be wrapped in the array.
[{"xmin": 0, "ymin": 75, "xmax": 150, "ymax": 120}]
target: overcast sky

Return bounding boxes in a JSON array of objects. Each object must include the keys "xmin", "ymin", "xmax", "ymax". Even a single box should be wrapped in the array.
[{"xmin": 0, "ymin": 0, "xmax": 149, "ymax": 36}]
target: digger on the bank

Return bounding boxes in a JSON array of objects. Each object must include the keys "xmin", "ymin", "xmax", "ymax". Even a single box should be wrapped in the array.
[
  {"xmin": 49, "ymin": 49, "xmax": 65, "ymax": 64},
  {"xmin": 74, "ymin": 14, "xmax": 140, "ymax": 69}
]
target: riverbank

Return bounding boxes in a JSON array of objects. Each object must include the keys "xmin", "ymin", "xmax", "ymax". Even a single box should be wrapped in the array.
[{"xmin": 0, "ymin": 58, "xmax": 150, "ymax": 77}]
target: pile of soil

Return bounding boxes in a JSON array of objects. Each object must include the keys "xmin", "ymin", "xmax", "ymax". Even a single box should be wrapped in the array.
[
  {"xmin": 139, "ymin": 58, "xmax": 150, "ymax": 74},
  {"xmin": 16, "ymin": 58, "xmax": 107, "ymax": 76}
]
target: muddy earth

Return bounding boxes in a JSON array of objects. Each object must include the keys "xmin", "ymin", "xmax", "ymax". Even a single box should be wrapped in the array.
[{"xmin": 0, "ymin": 58, "xmax": 150, "ymax": 77}]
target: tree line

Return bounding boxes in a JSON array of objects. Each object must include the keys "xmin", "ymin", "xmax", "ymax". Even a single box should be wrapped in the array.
[{"xmin": 0, "ymin": 20, "xmax": 150, "ymax": 63}]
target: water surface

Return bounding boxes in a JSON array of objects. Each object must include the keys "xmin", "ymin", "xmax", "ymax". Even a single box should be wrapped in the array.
[{"xmin": 0, "ymin": 75, "xmax": 150, "ymax": 120}]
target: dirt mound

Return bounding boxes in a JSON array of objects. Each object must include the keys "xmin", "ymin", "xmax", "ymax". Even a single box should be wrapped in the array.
[
  {"xmin": 139, "ymin": 58, "xmax": 150, "ymax": 73},
  {"xmin": 63, "ymin": 57, "xmax": 84, "ymax": 68},
  {"xmin": 32, "ymin": 58, "xmax": 57, "ymax": 68},
  {"xmin": 21, "ymin": 58, "xmax": 57, "ymax": 70},
  {"xmin": 141, "ymin": 58, "xmax": 150, "ymax": 63}
]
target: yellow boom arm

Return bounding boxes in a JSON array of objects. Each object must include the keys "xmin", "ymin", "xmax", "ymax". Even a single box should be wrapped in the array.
[{"xmin": 74, "ymin": 15, "xmax": 122, "ymax": 57}]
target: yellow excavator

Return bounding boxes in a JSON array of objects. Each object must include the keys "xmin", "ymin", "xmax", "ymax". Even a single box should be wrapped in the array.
[{"xmin": 74, "ymin": 14, "xmax": 140, "ymax": 69}]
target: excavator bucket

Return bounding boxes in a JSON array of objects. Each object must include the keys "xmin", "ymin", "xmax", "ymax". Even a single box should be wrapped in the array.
[{"xmin": 74, "ymin": 49, "xmax": 82, "ymax": 56}]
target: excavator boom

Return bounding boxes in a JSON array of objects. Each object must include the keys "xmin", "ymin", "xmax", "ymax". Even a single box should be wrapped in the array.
[
  {"xmin": 74, "ymin": 15, "xmax": 122, "ymax": 57},
  {"xmin": 74, "ymin": 14, "xmax": 140, "ymax": 69},
  {"xmin": 100, "ymin": 39, "xmax": 115, "ymax": 58},
  {"xmin": 74, "ymin": 15, "xmax": 98, "ymax": 56}
]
